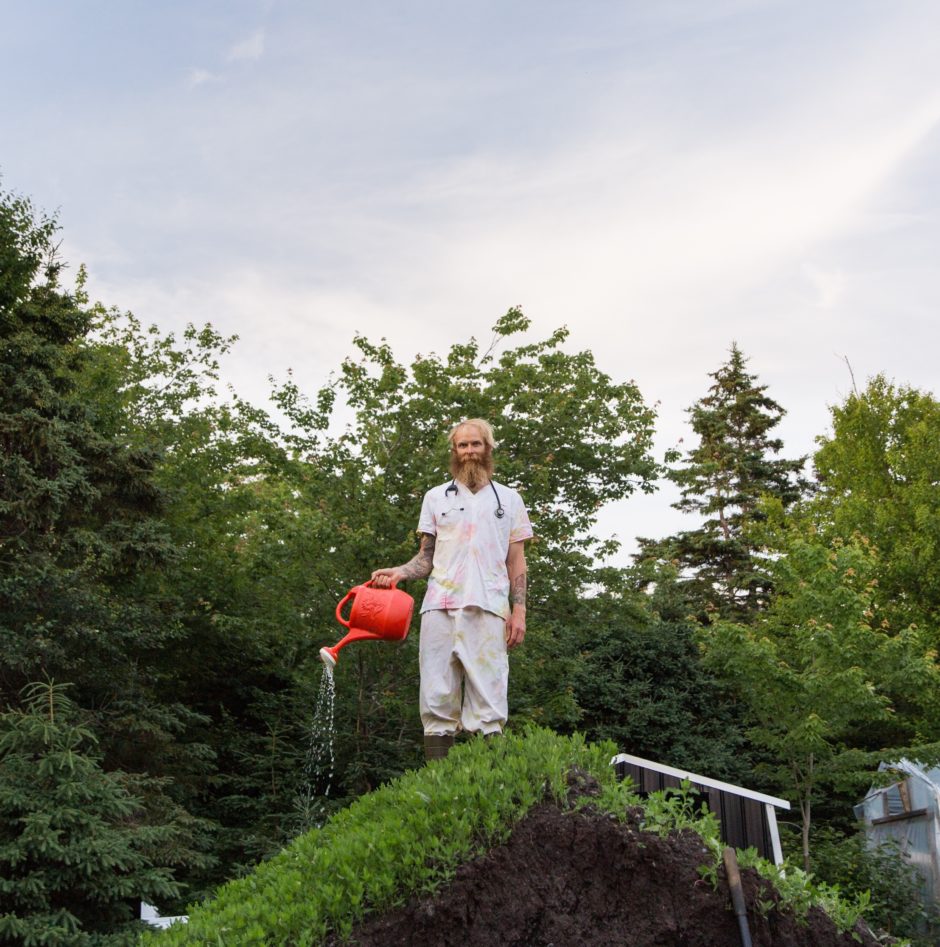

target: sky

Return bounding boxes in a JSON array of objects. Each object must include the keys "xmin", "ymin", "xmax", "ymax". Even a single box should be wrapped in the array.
[{"xmin": 3, "ymin": 0, "xmax": 939, "ymax": 560}]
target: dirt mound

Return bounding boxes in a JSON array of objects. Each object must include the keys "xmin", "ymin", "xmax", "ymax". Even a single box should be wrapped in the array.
[{"xmin": 334, "ymin": 803, "xmax": 881, "ymax": 947}]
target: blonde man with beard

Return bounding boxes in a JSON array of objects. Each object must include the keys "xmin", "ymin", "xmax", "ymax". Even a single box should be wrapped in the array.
[{"xmin": 372, "ymin": 419, "xmax": 533, "ymax": 760}]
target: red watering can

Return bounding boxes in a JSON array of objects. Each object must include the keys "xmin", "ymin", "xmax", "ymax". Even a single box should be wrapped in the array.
[{"xmin": 319, "ymin": 580, "xmax": 414, "ymax": 668}]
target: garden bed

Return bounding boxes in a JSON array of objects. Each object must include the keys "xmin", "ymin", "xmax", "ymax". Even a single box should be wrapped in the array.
[{"xmin": 332, "ymin": 801, "xmax": 880, "ymax": 947}]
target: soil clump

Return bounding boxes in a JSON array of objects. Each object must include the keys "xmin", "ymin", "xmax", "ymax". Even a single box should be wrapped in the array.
[{"xmin": 334, "ymin": 792, "xmax": 881, "ymax": 947}]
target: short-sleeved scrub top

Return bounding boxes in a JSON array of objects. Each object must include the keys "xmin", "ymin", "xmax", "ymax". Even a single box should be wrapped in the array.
[{"xmin": 417, "ymin": 479, "xmax": 533, "ymax": 620}]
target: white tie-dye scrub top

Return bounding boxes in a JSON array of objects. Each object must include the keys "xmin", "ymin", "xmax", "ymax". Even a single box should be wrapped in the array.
[{"xmin": 417, "ymin": 479, "xmax": 533, "ymax": 619}]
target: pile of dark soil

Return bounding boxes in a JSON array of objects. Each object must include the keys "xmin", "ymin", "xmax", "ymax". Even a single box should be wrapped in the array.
[{"xmin": 334, "ymin": 802, "xmax": 882, "ymax": 947}]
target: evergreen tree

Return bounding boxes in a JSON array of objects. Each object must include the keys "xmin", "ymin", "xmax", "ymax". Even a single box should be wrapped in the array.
[
  {"xmin": 637, "ymin": 344, "xmax": 805, "ymax": 619},
  {"xmin": 571, "ymin": 570, "xmax": 748, "ymax": 782},
  {"xmin": 0, "ymin": 682, "xmax": 181, "ymax": 946},
  {"xmin": 0, "ymin": 187, "xmax": 177, "ymax": 704},
  {"xmin": 0, "ymin": 188, "xmax": 217, "ymax": 912}
]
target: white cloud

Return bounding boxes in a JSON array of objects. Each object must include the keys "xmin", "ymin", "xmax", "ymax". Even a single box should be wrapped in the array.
[
  {"xmin": 227, "ymin": 30, "xmax": 265, "ymax": 63},
  {"xmin": 187, "ymin": 67, "xmax": 221, "ymax": 87},
  {"xmin": 28, "ymin": 2, "xmax": 940, "ymax": 559}
]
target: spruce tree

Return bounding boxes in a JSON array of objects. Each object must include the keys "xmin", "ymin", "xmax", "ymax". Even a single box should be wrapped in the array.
[
  {"xmin": 0, "ymin": 682, "xmax": 181, "ymax": 946},
  {"xmin": 637, "ymin": 344, "xmax": 806, "ymax": 619}
]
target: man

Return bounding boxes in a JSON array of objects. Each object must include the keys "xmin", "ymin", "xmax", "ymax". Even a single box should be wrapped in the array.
[{"xmin": 372, "ymin": 419, "xmax": 533, "ymax": 760}]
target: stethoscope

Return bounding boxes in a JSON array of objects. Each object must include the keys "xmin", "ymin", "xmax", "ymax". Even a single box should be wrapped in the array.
[{"xmin": 444, "ymin": 480, "xmax": 505, "ymax": 519}]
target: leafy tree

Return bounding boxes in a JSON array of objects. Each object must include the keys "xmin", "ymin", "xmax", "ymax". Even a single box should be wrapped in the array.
[
  {"xmin": 69, "ymin": 305, "xmax": 662, "ymax": 869},
  {"xmin": 268, "ymin": 312, "xmax": 661, "ymax": 783},
  {"xmin": 812, "ymin": 375, "xmax": 940, "ymax": 633},
  {"xmin": 0, "ymin": 682, "xmax": 183, "ymax": 946},
  {"xmin": 75, "ymin": 309, "xmax": 309, "ymax": 869},
  {"xmin": 637, "ymin": 344, "xmax": 805, "ymax": 620},
  {"xmin": 701, "ymin": 520, "xmax": 940, "ymax": 872}
]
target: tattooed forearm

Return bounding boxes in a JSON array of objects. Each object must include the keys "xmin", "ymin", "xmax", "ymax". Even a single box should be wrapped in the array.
[
  {"xmin": 398, "ymin": 534, "xmax": 436, "ymax": 580},
  {"xmin": 510, "ymin": 571, "xmax": 527, "ymax": 609}
]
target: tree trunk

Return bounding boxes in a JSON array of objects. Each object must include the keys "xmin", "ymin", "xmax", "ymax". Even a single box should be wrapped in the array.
[{"xmin": 801, "ymin": 754, "xmax": 814, "ymax": 873}]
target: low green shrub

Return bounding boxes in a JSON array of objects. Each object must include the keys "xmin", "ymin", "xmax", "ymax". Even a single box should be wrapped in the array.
[
  {"xmin": 735, "ymin": 848, "xmax": 872, "ymax": 934},
  {"xmin": 808, "ymin": 825, "xmax": 937, "ymax": 945}
]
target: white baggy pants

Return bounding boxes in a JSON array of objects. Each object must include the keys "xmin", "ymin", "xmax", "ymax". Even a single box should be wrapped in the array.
[{"xmin": 419, "ymin": 607, "xmax": 508, "ymax": 736}]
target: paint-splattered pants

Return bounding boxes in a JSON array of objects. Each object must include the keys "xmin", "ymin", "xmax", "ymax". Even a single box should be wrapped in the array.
[{"xmin": 419, "ymin": 606, "xmax": 508, "ymax": 736}]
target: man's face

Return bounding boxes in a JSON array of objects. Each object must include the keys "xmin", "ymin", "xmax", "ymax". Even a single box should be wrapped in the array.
[
  {"xmin": 453, "ymin": 425, "xmax": 487, "ymax": 464},
  {"xmin": 450, "ymin": 424, "xmax": 493, "ymax": 487}
]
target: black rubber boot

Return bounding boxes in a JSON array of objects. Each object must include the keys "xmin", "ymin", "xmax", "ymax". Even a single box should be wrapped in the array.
[{"xmin": 424, "ymin": 734, "xmax": 455, "ymax": 761}]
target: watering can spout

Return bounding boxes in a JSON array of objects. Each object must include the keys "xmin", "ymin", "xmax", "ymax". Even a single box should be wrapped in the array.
[{"xmin": 320, "ymin": 580, "xmax": 414, "ymax": 667}]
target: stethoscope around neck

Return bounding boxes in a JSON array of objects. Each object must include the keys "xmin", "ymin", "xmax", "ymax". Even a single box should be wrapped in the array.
[{"xmin": 444, "ymin": 479, "xmax": 505, "ymax": 519}]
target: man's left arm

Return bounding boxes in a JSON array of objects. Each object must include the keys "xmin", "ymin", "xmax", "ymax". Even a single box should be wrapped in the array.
[{"xmin": 505, "ymin": 540, "xmax": 527, "ymax": 649}]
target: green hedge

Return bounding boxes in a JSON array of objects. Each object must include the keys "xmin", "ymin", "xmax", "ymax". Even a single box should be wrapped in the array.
[{"xmin": 143, "ymin": 728, "xmax": 619, "ymax": 946}]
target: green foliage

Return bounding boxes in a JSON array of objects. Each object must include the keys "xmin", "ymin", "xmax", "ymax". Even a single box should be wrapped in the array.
[
  {"xmin": 0, "ymin": 188, "xmax": 218, "ymax": 911},
  {"xmin": 104, "ymin": 305, "xmax": 662, "ymax": 866},
  {"xmin": 143, "ymin": 728, "xmax": 619, "ymax": 945},
  {"xmin": 813, "ymin": 375, "xmax": 940, "ymax": 634},
  {"xmin": 701, "ymin": 520, "xmax": 940, "ymax": 871},
  {"xmin": 571, "ymin": 578, "xmax": 748, "ymax": 781},
  {"xmin": 0, "ymin": 682, "xmax": 182, "ymax": 946},
  {"xmin": 734, "ymin": 846, "xmax": 872, "ymax": 936},
  {"xmin": 275, "ymin": 309, "xmax": 658, "ymax": 581},
  {"xmin": 0, "ymin": 186, "xmax": 181, "ymax": 700},
  {"xmin": 637, "ymin": 343, "xmax": 805, "ymax": 620},
  {"xmin": 809, "ymin": 825, "xmax": 938, "ymax": 944},
  {"xmin": 145, "ymin": 732, "xmax": 878, "ymax": 945},
  {"xmin": 24, "ymin": 263, "xmax": 667, "ymax": 888},
  {"xmin": 637, "ymin": 779, "xmax": 723, "ymax": 843}
]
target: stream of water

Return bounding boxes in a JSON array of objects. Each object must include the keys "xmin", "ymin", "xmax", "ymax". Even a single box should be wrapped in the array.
[{"xmin": 293, "ymin": 661, "xmax": 336, "ymax": 833}]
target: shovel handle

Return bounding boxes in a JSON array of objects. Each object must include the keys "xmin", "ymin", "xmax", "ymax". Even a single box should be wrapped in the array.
[{"xmin": 722, "ymin": 848, "xmax": 752, "ymax": 947}]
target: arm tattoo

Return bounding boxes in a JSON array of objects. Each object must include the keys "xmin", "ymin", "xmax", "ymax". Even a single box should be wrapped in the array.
[
  {"xmin": 510, "ymin": 572, "xmax": 527, "ymax": 609},
  {"xmin": 398, "ymin": 534, "xmax": 436, "ymax": 580}
]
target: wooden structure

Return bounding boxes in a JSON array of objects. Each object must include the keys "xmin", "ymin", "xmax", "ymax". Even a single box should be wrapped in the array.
[{"xmin": 611, "ymin": 752, "xmax": 790, "ymax": 865}]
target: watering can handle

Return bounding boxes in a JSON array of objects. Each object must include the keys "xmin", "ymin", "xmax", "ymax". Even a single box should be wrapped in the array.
[
  {"xmin": 335, "ymin": 590, "xmax": 354, "ymax": 628},
  {"xmin": 335, "ymin": 578, "xmax": 399, "ymax": 627}
]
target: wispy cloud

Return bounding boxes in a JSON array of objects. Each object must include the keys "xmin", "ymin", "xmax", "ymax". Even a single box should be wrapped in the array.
[
  {"xmin": 30, "ymin": 2, "xmax": 940, "ymax": 563},
  {"xmin": 187, "ymin": 67, "xmax": 221, "ymax": 87},
  {"xmin": 227, "ymin": 30, "xmax": 265, "ymax": 63}
]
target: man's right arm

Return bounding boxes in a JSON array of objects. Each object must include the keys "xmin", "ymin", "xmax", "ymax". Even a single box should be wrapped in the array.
[{"xmin": 371, "ymin": 533, "xmax": 436, "ymax": 587}]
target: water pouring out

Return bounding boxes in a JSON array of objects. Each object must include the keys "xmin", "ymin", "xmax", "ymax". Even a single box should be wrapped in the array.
[{"xmin": 320, "ymin": 579, "xmax": 414, "ymax": 667}]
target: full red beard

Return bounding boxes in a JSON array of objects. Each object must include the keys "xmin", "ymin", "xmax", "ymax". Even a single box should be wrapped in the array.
[{"xmin": 450, "ymin": 452, "xmax": 494, "ymax": 490}]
